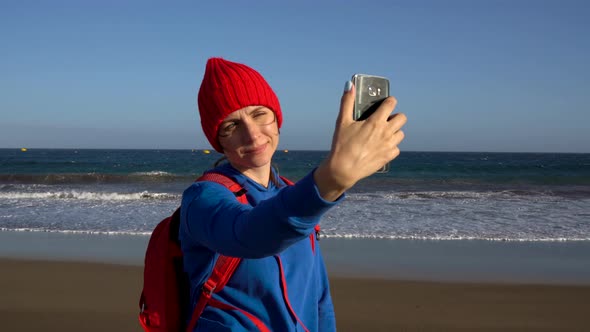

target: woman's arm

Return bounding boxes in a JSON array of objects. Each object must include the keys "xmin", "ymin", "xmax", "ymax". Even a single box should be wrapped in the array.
[{"xmin": 180, "ymin": 171, "xmax": 341, "ymax": 258}]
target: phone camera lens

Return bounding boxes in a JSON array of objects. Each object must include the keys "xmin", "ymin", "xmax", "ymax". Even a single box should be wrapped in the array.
[{"xmin": 368, "ymin": 85, "xmax": 377, "ymax": 97}]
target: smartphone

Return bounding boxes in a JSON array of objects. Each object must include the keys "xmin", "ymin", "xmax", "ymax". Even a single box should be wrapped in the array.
[{"xmin": 351, "ymin": 74, "xmax": 391, "ymax": 173}]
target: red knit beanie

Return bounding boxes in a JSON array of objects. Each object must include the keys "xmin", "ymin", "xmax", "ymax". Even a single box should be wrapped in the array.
[{"xmin": 197, "ymin": 57, "xmax": 283, "ymax": 152}]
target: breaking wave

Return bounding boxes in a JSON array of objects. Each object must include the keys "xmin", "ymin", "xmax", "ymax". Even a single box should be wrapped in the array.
[
  {"xmin": 0, "ymin": 191, "xmax": 178, "ymax": 201},
  {"xmin": 0, "ymin": 172, "xmax": 191, "ymax": 184}
]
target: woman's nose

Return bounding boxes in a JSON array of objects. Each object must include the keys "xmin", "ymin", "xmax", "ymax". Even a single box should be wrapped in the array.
[{"xmin": 240, "ymin": 119, "xmax": 261, "ymax": 141}]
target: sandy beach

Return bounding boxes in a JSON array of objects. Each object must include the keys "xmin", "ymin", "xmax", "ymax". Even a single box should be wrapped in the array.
[{"xmin": 1, "ymin": 258, "xmax": 589, "ymax": 331}]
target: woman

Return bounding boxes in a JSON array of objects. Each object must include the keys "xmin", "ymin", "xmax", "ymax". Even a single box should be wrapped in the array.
[{"xmin": 179, "ymin": 57, "xmax": 406, "ymax": 331}]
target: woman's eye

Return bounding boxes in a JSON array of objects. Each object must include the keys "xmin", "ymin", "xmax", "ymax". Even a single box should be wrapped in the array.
[{"xmin": 222, "ymin": 123, "xmax": 236, "ymax": 131}]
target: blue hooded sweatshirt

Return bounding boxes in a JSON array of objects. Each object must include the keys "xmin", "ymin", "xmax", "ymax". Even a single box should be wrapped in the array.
[{"xmin": 179, "ymin": 163, "xmax": 341, "ymax": 331}]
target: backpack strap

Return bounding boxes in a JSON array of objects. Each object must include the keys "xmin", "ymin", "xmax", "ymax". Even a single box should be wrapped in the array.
[
  {"xmin": 197, "ymin": 172, "xmax": 248, "ymax": 204},
  {"xmin": 185, "ymin": 172, "xmax": 247, "ymax": 332}
]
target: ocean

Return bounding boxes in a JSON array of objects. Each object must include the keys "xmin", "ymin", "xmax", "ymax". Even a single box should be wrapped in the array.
[{"xmin": 1, "ymin": 148, "xmax": 589, "ymax": 242}]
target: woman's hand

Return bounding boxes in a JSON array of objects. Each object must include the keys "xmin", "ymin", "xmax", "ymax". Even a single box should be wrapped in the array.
[{"xmin": 314, "ymin": 81, "xmax": 407, "ymax": 201}]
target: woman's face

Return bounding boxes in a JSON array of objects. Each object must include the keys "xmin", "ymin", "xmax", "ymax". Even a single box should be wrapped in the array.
[{"xmin": 218, "ymin": 106, "xmax": 279, "ymax": 172}]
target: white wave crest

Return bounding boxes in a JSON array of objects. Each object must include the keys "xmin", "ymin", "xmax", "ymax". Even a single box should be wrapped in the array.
[
  {"xmin": 0, "ymin": 228, "xmax": 587, "ymax": 242},
  {"xmin": 131, "ymin": 171, "xmax": 174, "ymax": 176},
  {"xmin": 0, "ymin": 227, "xmax": 152, "ymax": 236},
  {"xmin": 349, "ymin": 190, "xmax": 555, "ymax": 201},
  {"xmin": 321, "ymin": 233, "xmax": 590, "ymax": 242},
  {"xmin": 0, "ymin": 191, "xmax": 178, "ymax": 201}
]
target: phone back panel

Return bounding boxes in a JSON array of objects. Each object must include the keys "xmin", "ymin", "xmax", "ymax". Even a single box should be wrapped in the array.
[
  {"xmin": 352, "ymin": 74, "xmax": 390, "ymax": 121},
  {"xmin": 351, "ymin": 74, "xmax": 391, "ymax": 173}
]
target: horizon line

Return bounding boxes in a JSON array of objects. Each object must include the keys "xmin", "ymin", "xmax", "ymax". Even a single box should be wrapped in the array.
[{"xmin": 1, "ymin": 147, "xmax": 588, "ymax": 154}]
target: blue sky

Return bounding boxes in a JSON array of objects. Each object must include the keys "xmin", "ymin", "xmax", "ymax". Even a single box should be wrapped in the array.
[{"xmin": 1, "ymin": 0, "xmax": 588, "ymax": 152}]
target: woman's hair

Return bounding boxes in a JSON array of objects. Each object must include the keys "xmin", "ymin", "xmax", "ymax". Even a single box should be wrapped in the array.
[{"xmin": 213, "ymin": 156, "xmax": 282, "ymax": 187}]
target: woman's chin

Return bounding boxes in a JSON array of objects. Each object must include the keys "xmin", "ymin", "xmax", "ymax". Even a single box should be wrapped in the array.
[{"xmin": 243, "ymin": 156, "xmax": 272, "ymax": 169}]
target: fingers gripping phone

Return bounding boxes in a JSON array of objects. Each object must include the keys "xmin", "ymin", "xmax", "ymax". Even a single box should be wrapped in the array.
[{"xmin": 351, "ymin": 74, "xmax": 391, "ymax": 173}]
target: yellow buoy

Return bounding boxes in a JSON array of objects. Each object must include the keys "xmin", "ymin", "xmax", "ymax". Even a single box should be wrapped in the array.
[
  {"xmin": 21, "ymin": 148, "xmax": 28, "ymax": 152},
  {"xmin": 203, "ymin": 150, "xmax": 210, "ymax": 154},
  {"xmin": 283, "ymin": 149, "xmax": 289, "ymax": 153}
]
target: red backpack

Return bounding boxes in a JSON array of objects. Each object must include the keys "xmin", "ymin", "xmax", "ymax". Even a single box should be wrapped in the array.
[{"xmin": 138, "ymin": 172, "xmax": 319, "ymax": 332}]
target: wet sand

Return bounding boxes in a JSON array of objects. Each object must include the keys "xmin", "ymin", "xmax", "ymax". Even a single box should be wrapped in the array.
[{"xmin": 1, "ymin": 258, "xmax": 589, "ymax": 331}]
